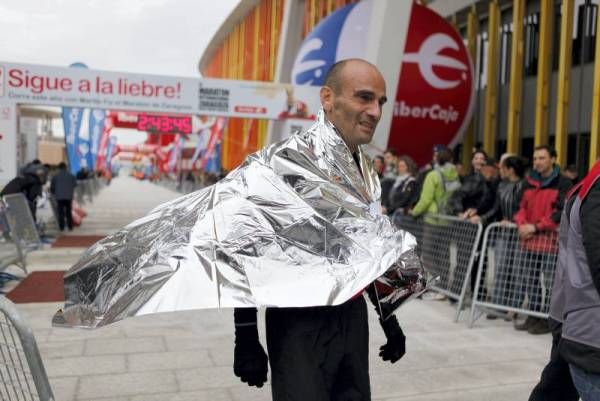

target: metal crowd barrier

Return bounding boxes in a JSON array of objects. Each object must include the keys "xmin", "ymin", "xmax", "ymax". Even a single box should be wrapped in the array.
[
  {"xmin": 469, "ymin": 223, "xmax": 559, "ymax": 327},
  {"xmin": 393, "ymin": 212, "xmax": 483, "ymax": 322},
  {"xmin": 0, "ymin": 205, "xmax": 24, "ymax": 272},
  {"xmin": 0, "ymin": 296, "xmax": 55, "ymax": 400},
  {"xmin": 0, "ymin": 194, "xmax": 42, "ymax": 274}
]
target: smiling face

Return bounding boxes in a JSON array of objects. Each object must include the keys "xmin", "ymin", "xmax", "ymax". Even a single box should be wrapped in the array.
[{"xmin": 320, "ymin": 60, "xmax": 387, "ymax": 153}]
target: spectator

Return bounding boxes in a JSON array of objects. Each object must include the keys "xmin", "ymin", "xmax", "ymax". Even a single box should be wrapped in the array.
[
  {"xmin": 562, "ymin": 164, "xmax": 579, "ymax": 185},
  {"xmin": 383, "ymin": 148, "xmax": 398, "ymax": 179},
  {"xmin": 411, "ymin": 147, "xmax": 460, "ymax": 218},
  {"xmin": 513, "ymin": 145, "xmax": 572, "ymax": 335},
  {"xmin": 448, "ymin": 150, "xmax": 494, "ymax": 219},
  {"xmin": 385, "ymin": 155, "xmax": 419, "ymax": 216},
  {"xmin": 411, "ymin": 147, "xmax": 460, "ymax": 299},
  {"xmin": 477, "ymin": 156, "xmax": 527, "ymax": 319},
  {"xmin": 1, "ymin": 164, "xmax": 47, "ymax": 221},
  {"xmin": 416, "ymin": 144, "xmax": 444, "ymax": 188},
  {"xmin": 76, "ymin": 167, "xmax": 90, "ymax": 180},
  {"xmin": 372, "ymin": 155, "xmax": 384, "ymax": 179},
  {"xmin": 51, "ymin": 162, "xmax": 77, "ymax": 231}
]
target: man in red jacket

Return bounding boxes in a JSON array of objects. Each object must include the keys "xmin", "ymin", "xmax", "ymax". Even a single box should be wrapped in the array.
[{"xmin": 513, "ymin": 145, "xmax": 572, "ymax": 334}]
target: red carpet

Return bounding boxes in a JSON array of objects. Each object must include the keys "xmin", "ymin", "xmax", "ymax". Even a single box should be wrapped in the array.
[
  {"xmin": 6, "ymin": 271, "xmax": 65, "ymax": 303},
  {"xmin": 52, "ymin": 235, "xmax": 105, "ymax": 248}
]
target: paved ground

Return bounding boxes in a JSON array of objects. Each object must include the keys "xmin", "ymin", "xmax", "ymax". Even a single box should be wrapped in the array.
[{"xmin": 13, "ymin": 176, "xmax": 551, "ymax": 401}]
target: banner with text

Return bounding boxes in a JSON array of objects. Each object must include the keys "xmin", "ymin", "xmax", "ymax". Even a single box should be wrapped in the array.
[{"xmin": 0, "ymin": 62, "xmax": 320, "ymax": 119}]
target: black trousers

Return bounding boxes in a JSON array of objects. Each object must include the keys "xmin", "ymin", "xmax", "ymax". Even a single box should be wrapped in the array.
[
  {"xmin": 266, "ymin": 296, "xmax": 370, "ymax": 401},
  {"xmin": 529, "ymin": 329, "xmax": 579, "ymax": 401},
  {"xmin": 56, "ymin": 199, "xmax": 73, "ymax": 230}
]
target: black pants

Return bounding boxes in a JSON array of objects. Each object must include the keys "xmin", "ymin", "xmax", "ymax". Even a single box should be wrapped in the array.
[
  {"xmin": 529, "ymin": 328, "xmax": 579, "ymax": 401},
  {"xmin": 56, "ymin": 199, "xmax": 73, "ymax": 231},
  {"xmin": 266, "ymin": 296, "xmax": 370, "ymax": 401}
]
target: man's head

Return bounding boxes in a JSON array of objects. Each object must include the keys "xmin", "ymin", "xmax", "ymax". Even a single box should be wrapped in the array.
[
  {"xmin": 436, "ymin": 146, "xmax": 454, "ymax": 166},
  {"xmin": 383, "ymin": 148, "xmax": 398, "ymax": 167},
  {"xmin": 480, "ymin": 158, "xmax": 498, "ymax": 181},
  {"xmin": 58, "ymin": 162, "xmax": 67, "ymax": 170},
  {"xmin": 533, "ymin": 145, "xmax": 557, "ymax": 177},
  {"xmin": 320, "ymin": 59, "xmax": 387, "ymax": 153}
]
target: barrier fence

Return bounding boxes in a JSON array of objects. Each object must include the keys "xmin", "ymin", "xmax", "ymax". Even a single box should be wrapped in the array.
[
  {"xmin": 392, "ymin": 213, "xmax": 562, "ymax": 327},
  {"xmin": 469, "ymin": 223, "xmax": 559, "ymax": 327},
  {"xmin": 393, "ymin": 212, "xmax": 483, "ymax": 322}
]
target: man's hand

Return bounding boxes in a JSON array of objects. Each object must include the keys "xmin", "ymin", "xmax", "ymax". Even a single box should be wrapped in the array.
[
  {"xmin": 468, "ymin": 215, "xmax": 481, "ymax": 224},
  {"xmin": 233, "ymin": 336, "xmax": 268, "ymax": 387},
  {"xmin": 459, "ymin": 208, "xmax": 477, "ymax": 219},
  {"xmin": 518, "ymin": 224, "xmax": 536, "ymax": 239},
  {"xmin": 379, "ymin": 315, "xmax": 406, "ymax": 363},
  {"xmin": 233, "ymin": 309, "xmax": 268, "ymax": 388}
]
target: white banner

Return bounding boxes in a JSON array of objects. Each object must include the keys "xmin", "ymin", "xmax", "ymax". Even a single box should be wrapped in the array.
[
  {"xmin": 0, "ymin": 61, "xmax": 322, "ymax": 184},
  {"xmin": 0, "ymin": 62, "xmax": 320, "ymax": 119}
]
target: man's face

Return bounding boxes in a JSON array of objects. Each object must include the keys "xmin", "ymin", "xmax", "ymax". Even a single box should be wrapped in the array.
[
  {"xmin": 481, "ymin": 165, "xmax": 497, "ymax": 181},
  {"xmin": 533, "ymin": 149, "xmax": 555, "ymax": 176},
  {"xmin": 384, "ymin": 151, "xmax": 396, "ymax": 166},
  {"xmin": 320, "ymin": 61, "xmax": 387, "ymax": 152}
]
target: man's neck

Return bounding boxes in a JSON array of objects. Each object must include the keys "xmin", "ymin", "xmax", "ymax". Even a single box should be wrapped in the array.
[{"xmin": 540, "ymin": 168, "xmax": 553, "ymax": 178}]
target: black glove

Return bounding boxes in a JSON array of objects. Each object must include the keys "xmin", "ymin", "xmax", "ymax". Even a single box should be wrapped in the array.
[
  {"xmin": 233, "ymin": 308, "xmax": 268, "ymax": 387},
  {"xmin": 379, "ymin": 314, "xmax": 406, "ymax": 363}
]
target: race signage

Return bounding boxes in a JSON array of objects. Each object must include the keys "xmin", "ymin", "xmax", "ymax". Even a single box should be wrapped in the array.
[
  {"xmin": 0, "ymin": 62, "xmax": 320, "ymax": 119},
  {"xmin": 0, "ymin": 61, "xmax": 321, "ymax": 182}
]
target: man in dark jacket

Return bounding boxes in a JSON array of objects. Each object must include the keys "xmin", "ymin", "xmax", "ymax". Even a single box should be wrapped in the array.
[
  {"xmin": 1, "ymin": 164, "xmax": 47, "ymax": 221},
  {"xmin": 513, "ymin": 145, "xmax": 572, "ymax": 335},
  {"xmin": 232, "ymin": 59, "xmax": 407, "ymax": 401},
  {"xmin": 50, "ymin": 162, "xmax": 77, "ymax": 231}
]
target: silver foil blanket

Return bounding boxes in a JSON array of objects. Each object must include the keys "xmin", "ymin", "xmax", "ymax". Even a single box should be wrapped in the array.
[{"xmin": 53, "ymin": 110, "xmax": 426, "ymax": 328}]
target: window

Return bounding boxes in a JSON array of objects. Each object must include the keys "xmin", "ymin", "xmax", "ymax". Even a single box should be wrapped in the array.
[
  {"xmin": 524, "ymin": 12, "xmax": 540, "ymax": 76},
  {"xmin": 572, "ymin": 1, "xmax": 598, "ymax": 65},
  {"xmin": 500, "ymin": 23, "xmax": 512, "ymax": 84}
]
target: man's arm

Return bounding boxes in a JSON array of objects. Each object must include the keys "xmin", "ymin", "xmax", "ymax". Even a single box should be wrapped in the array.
[
  {"xmin": 581, "ymin": 181, "xmax": 600, "ymax": 297},
  {"xmin": 232, "ymin": 307, "xmax": 268, "ymax": 387},
  {"xmin": 365, "ymin": 284, "xmax": 406, "ymax": 363}
]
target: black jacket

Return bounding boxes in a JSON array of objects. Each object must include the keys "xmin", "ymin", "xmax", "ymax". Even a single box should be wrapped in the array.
[
  {"xmin": 448, "ymin": 171, "xmax": 495, "ymax": 216},
  {"xmin": 386, "ymin": 176, "xmax": 419, "ymax": 214}
]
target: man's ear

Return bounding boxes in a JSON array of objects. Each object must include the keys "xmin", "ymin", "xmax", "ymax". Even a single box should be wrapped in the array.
[{"xmin": 320, "ymin": 86, "xmax": 333, "ymax": 113}]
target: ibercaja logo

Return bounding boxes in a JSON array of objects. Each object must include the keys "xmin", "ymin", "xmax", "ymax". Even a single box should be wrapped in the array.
[{"xmin": 389, "ymin": 3, "xmax": 475, "ymax": 166}]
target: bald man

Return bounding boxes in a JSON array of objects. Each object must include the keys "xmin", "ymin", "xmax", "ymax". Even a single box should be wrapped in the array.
[{"xmin": 233, "ymin": 59, "xmax": 407, "ymax": 401}]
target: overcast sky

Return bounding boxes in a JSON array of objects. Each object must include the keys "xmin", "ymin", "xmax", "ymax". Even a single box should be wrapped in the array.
[{"xmin": 0, "ymin": 0, "xmax": 239, "ymax": 77}]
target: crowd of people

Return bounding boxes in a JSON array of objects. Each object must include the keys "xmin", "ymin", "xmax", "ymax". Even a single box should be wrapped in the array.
[
  {"xmin": 0, "ymin": 160, "xmax": 102, "ymax": 234},
  {"xmin": 372, "ymin": 144, "xmax": 576, "ymax": 336}
]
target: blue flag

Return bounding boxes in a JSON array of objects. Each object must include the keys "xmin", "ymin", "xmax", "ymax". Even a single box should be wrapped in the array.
[
  {"xmin": 62, "ymin": 107, "xmax": 85, "ymax": 175},
  {"xmin": 88, "ymin": 109, "xmax": 106, "ymax": 170},
  {"xmin": 62, "ymin": 62, "xmax": 88, "ymax": 175}
]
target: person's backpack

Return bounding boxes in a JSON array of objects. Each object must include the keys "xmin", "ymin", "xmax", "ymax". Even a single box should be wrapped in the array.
[{"xmin": 435, "ymin": 169, "xmax": 460, "ymax": 215}]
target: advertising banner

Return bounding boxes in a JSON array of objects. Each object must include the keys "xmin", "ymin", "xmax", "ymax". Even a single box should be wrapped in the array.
[
  {"xmin": 62, "ymin": 106, "xmax": 85, "ymax": 175},
  {"xmin": 88, "ymin": 109, "xmax": 105, "ymax": 169},
  {"xmin": 388, "ymin": 3, "xmax": 475, "ymax": 166},
  {"xmin": 0, "ymin": 61, "xmax": 320, "ymax": 119},
  {"xmin": 289, "ymin": 1, "xmax": 472, "ymax": 165}
]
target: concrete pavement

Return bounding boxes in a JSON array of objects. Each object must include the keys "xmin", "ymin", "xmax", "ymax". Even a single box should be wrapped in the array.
[{"xmin": 14, "ymin": 175, "xmax": 551, "ymax": 400}]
